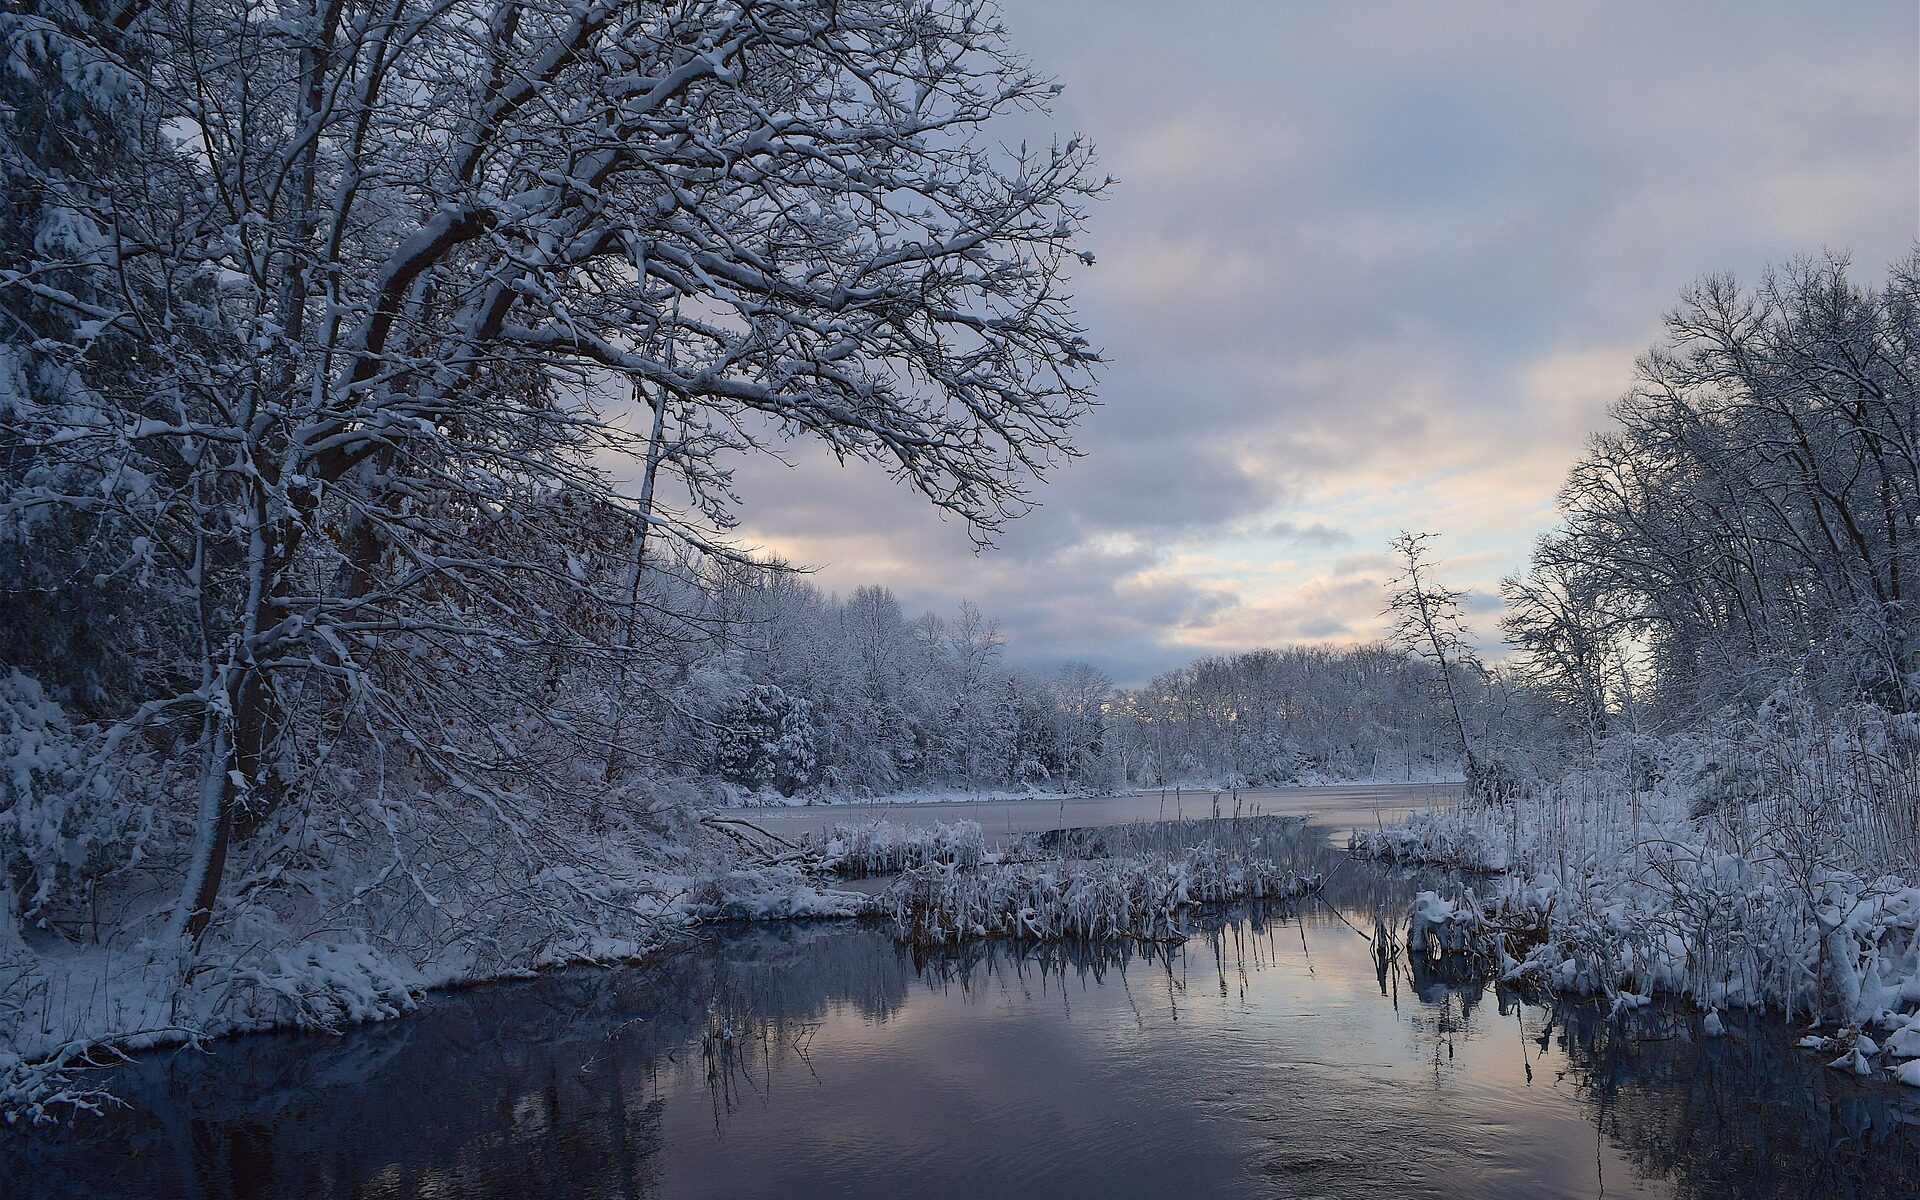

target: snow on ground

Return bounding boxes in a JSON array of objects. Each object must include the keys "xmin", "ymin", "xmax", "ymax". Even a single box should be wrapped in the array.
[
  {"xmin": 0, "ymin": 819, "xmax": 869, "ymax": 1125},
  {"xmin": 1354, "ymin": 719, "xmax": 1920, "ymax": 1089}
]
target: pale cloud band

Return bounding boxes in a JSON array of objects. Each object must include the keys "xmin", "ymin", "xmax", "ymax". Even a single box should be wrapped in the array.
[{"xmin": 722, "ymin": 0, "xmax": 1919, "ymax": 685}]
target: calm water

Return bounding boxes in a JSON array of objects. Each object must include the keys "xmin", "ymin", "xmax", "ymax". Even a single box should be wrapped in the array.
[
  {"xmin": 11, "ymin": 839, "xmax": 1920, "ymax": 1199},
  {"xmin": 744, "ymin": 782, "xmax": 1461, "ymax": 845}
]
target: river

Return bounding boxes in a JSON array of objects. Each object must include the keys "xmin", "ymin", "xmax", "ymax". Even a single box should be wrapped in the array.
[
  {"xmin": 741, "ymin": 782, "xmax": 1463, "ymax": 844},
  {"xmin": 10, "ymin": 796, "xmax": 1920, "ymax": 1198}
]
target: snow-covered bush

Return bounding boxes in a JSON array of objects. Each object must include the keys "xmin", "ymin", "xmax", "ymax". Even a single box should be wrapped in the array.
[
  {"xmin": 1350, "ymin": 808, "xmax": 1511, "ymax": 872},
  {"xmin": 885, "ymin": 846, "xmax": 1321, "ymax": 948},
  {"xmin": 1366, "ymin": 694, "xmax": 1920, "ymax": 1085},
  {"xmin": 813, "ymin": 820, "xmax": 985, "ymax": 877},
  {"xmin": 0, "ymin": 672, "xmax": 156, "ymax": 934}
]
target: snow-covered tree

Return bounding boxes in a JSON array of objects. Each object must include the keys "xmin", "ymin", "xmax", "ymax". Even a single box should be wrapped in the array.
[
  {"xmin": 1052, "ymin": 660, "xmax": 1110, "ymax": 790},
  {"xmin": 1, "ymin": 0, "xmax": 1101, "ymax": 943},
  {"xmin": 716, "ymin": 682, "xmax": 815, "ymax": 797},
  {"xmin": 1516, "ymin": 252, "xmax": 1920, "ymax": 724},
  {"xmin": 1104, "ymin": 644, "xmax": 1460, "ymax": 787}
]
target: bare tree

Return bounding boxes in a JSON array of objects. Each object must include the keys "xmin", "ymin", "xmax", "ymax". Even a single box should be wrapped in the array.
[
  {"xmin": 1385, "ymin": 531, "xmax": 1485, "ymax": 791},
  {"xmin": 1501, "ymin": 534, "xmax": 1622, "ymax": 749},
  {"xmin": 1, "ymin": 0, "xmax": 1102, "ymax": 944},
  {"xmin": 1524, "ymin": 252, "xmax": 1920, "ymax": 724}
]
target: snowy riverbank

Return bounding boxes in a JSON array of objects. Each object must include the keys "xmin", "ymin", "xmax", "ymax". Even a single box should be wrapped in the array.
[
  {"xmin": 4, "ymin": 809, "xmax": 1332, "ymax": 1123},
  {"xmin": 1352, "ymin": 709, "xmax": 1920, "ymax": 1089},
  {"xmin": 0, "ymin": 815, "xmax": 869, "ymax": 1125}
]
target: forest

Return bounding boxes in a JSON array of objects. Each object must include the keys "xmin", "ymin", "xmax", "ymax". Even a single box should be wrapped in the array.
[{"xmin": 3, "ymin": 0, "xmax": 1919, "ymax": 1135}]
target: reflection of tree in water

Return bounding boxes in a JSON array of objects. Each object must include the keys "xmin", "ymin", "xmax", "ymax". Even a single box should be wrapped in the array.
[
  {"xmin": 1549, "ymin": 1003, "xmax": 1920, "ymax": 1200},
  {"xmin": 13, "ymin": 874, "xmax": 1920, "ymax": 1199},
  {"xmin": 6, "ymin": 922, "xmax": 915, "ymax": 1200},
  {"xmin": 1381, "ymin": 956, "xmax": 1920, "ymax": 1200}
]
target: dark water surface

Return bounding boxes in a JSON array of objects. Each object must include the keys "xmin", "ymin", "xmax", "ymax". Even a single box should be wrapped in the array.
[{"xmin": 11, "ymin": 842, "xmax": 1920, "ymax": 1199}]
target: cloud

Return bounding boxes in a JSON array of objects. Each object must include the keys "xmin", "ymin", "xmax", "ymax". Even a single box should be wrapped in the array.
[
  {"xmin": 1267, "ymin": 521, "xmax": 1352, "ymax": 547},
  {"xmin": 712, "ymin": 0, "xmax": 1918, "ymax": 687}
]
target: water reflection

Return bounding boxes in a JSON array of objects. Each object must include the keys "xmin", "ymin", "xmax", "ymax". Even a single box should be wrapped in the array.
[{"xmin": 9, "ymin": 844, "xmax": 1920, "ymax": 1198}]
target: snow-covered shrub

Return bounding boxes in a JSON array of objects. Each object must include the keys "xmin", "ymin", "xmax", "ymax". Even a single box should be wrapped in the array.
[
  {"xmin": 0, "ymin": 671, "xmax": 155, "ymax": 933},
  {"xmin": 1366, "ymin": 693, "xmax": 1920, "ymax": 1085},
  {"xmin": 1407, "ymin": 891, "xmax": 1488, "ymax": 958},
  {"xmin": 813, "ymin": 820, "xmax": 985, "ymax": 877},
  {"xmin": 885, "ymin": 849, "xmax": 1321, "ymax": 948},
  {"xmin": 1350, "ymin": 807, "xmax": 1510, "ymax": 872},
  {"xmin": 679, "ymin": 864, "xmax": 871, "ymax": 923},
  {"xmin": 214, "ymin": 941, "xmax": 421, "ymax": 1033}
]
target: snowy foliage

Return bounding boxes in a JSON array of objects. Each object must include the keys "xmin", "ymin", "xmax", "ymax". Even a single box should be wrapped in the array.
[
  {"xmin": 886, "ymin": 815, "xmax": 1319, "ymax": 947},
  {"xmin": 678, "ymin": 581, "xmax": 1106, "ymax": 797},
  {"xmin": 885, "ymin": 851, "xmax": 1321, "ymax": 947},
  {"xmin": 0, "ymin": 0, "xmax": 1104, "ymax": 1119},
  {"xmin": 811, "ymin": 820, "xmax": 986, "ymax": 877},
  {"xmin": 1350, "ymin": 810, "xmax": 1510, "ymax": 873},
  {"xmin": 717, "ymin": 684, "xmax": 816, "ymax": 797},
  {"xmin": 1, "ymin": 671, "xmax": 156, "ymax": 929},
  {"xmin": 1363, "ymin": 695, "xmax": 1920, "ymax": 1086}
]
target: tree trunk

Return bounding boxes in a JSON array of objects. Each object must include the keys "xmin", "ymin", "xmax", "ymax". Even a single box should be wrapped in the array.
[{"xmin": 176, "ymin": 712, "xmax": 236, "ymax": 945}]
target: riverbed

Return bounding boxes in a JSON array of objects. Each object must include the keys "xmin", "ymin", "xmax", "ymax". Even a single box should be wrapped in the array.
[{"xmin": 11, "ymin": 809, "xmax": 1920, "ymax": 1198}]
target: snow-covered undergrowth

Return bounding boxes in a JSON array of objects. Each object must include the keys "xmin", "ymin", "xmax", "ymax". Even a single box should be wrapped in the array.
[
  {"xmin": 1360, "ymin": 694, "xmax": 1920, "ymax": 1087},
  {"xmin": 885, "ymin": 819, "xmax": 1320, "ymax": 948},
  {"xmin": 1349, "ymin": 809, "xmax": 1511, "ymax": 872},
  {"xmin": 0, "ymin": 754, "xmax": 865, "ymax": 1125},
  {"xmin": 808, "ymin": 820, "xmax": 986, "ymax": 876}
]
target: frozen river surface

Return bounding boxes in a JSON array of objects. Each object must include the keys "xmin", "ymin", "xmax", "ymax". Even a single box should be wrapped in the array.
[{"xmin": 742, "ymin": 782, "xmax": 1462, "ymax": 844}]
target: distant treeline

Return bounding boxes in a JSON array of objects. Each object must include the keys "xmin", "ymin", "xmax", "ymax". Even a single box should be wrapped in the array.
[{"xmin": 625, "ymin": 562, "xmax": 1470, "ymax": 799}]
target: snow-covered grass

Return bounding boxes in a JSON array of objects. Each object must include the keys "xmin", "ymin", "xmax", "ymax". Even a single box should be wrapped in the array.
[
  {"xmin": 0, "ymin": 798, "xmax": 868, "ymax": 1125},
  {"xmin": 885, "ymin": 816, "xmax": 1319, "ymax": 948},
  {"xmin": 884, "ymin": 851, "xmax": 1321, "ymax": 948},
  {"xmin": 807, "ymin": 820, "xmax": 986, "ymax": 877},
  {"xmin": 1349, "ymin": 808, "xmax": 1511, "ymax": 872},
  {"xmin": 1357, "ymin": 694, "xmax": 1920, "ymax": 1089}
]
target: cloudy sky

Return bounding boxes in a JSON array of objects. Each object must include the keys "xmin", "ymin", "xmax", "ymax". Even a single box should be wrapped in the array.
[{"xmin": 728, "ymin": 0, "xmax": 1918, "ymax": 686}]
